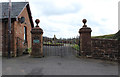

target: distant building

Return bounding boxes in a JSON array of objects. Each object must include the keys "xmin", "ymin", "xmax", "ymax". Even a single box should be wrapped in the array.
[{"xmin": 0, "ymin": 2, "xmax": 34, "ymax": 57}]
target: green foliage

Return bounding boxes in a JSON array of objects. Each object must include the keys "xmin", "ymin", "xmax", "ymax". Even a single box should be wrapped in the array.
[
  {"xmin": 113, "ymin": 30, "xmax": 120, "ymax": 40},
  {"xmin": 92, "ymin": 34, "xmax": 115, "ymax": 39},
  {"xmin": 72, "ymin": 44, "xmax": 80, "ymax": 51},
  {"xmin": 28, "ymin": 48, "xmax": 32, "ymax": 54},
  {"xmin": 92, "ymin": 30, "xmax": 120, "ymax": 40}
]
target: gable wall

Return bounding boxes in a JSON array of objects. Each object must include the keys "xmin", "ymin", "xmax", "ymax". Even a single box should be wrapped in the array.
[{"xmin": 13, "ymin": 7, "xmax": 32, "ymax": 56}]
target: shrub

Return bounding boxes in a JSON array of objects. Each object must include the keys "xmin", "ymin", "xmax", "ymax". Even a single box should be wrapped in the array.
[
  {"xmin": 28, "ymin": 48, "xmax": 32, "ymax": 54},
  {"xmin": 72, "ymin": 44, "xmax": 80, "ymax": 51}
]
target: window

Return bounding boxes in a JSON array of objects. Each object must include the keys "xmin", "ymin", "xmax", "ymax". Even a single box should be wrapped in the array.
[{"xmin": 24, "ymin": 26, "xmax": 27, "ymax": 43}]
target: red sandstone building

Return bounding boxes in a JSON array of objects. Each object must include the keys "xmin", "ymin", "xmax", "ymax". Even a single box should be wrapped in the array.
[{"xmin": 0, "ymin": 2, "xmax": 34, "ymax": 57}]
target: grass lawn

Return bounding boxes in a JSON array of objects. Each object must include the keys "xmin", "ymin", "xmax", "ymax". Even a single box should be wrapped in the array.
[{"xmin": 92, "ymin": 34, "xmax": 115, "ymax": 39}]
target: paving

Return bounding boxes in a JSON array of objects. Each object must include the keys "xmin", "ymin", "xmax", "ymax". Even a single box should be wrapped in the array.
[{"xmin": 2, "ymin": 46, "xmax": 118, "ymax": 75}]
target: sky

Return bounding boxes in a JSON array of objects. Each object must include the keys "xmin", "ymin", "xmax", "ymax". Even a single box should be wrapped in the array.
[{"xmin": 0, "ymin": 0, "xmax": 120, "ymax": 38}]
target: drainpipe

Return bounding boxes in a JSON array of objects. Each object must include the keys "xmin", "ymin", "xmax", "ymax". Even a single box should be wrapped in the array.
[{"xmin": 8, "ymin": 0, "xmax": 12, "ymax": 58}]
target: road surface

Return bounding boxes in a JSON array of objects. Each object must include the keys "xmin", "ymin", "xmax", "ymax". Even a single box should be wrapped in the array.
[{"xmin": 2, "ymin": 46, "xmax": 118, "ymax": 76}]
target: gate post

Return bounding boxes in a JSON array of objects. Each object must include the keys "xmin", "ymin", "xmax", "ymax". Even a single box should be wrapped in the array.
[
  {"xmin": 79, "ymin": 19, "xmax": 92, "ymax": 56},
  {"xmin": 31, "ymin": 19, "xmax": 43, "ymax": 57}
]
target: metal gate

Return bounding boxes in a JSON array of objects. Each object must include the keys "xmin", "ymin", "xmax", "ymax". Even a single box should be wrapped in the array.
[{"xmin": 43, "ymin": 44, "xmax": 78, "ymax": 57}]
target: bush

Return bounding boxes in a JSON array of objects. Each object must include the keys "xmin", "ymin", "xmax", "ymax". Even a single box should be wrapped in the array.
[
  {"xmin": 72, "ymin": 44, "xmax": 80, "ymax": 51},
  {"xmin": 27, "ymin": 48, "xmax": 32, "ymax": 54}
]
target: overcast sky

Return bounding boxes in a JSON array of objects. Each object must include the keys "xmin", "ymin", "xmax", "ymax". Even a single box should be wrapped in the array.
[{"xmin": 1, "ymin": 0, "xmax": 120, "ymax": 38}]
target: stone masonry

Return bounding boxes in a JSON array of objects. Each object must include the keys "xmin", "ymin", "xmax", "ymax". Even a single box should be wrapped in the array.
[
  {"xmin": 31, "ymin": 19, "xmax": 43, "ymax": 57},
  {"xmin": 79, "ymin": 19, "xmax": 119, "ymax": 60},
  {"xmin": 91, "ymin": 38, "xmax": 118, "ymax": 59},
  {"xmin": 79, "ymin": 19, "xmax": 92, "ymax": 56}
]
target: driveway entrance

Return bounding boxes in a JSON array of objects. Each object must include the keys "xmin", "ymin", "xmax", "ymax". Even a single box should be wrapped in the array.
[{"xmin": 43, "ymin": 44, "xmax": 77, "ymax": 57}]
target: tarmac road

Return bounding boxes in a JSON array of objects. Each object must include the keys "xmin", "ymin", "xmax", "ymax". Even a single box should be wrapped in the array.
[{"xmin": 2, "ymin": 46, "xmax": 118, "ymax": 75}]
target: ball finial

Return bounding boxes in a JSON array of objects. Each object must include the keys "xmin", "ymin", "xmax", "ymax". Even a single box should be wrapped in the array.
[
  {"xmin": 82, "ymin": 19, "xmax": 87, "ymax": 25},
  {"xmin": 82, "ymin": 19, "xmax": 87, "ymax": 27},
  {"xmin": 35, "ymin": 19, "xmax": 40, "ymax": 27}
]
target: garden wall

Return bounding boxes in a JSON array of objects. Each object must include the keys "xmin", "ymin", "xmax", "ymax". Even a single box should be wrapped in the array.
[{"xmin": 91, "ymin": 38, "xmax": 118, "ymax": 60}]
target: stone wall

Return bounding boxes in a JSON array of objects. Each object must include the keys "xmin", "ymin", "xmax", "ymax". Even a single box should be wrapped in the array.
[
  {"xmin": 91, "ymin": 38, "xmax": 118, "ymax": 59},
  {"xmin": 31, "ymin": 19, "xmax": 43, "ymax": 57},
  {"xmin": 79, "ymin": 19, "xmax": 119, "ymax": 60},
  {"xmin": 79, "ymin": 19, "xmax": 92, "ymax": 56}
]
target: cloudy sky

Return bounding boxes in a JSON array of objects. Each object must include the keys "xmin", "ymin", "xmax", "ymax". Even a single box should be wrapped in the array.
[{"xmin": 1, "ymin": 0, "xmax": 120, "ymax": 38}]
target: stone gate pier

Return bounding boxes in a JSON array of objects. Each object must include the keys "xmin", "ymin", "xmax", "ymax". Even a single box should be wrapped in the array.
[
  {"xmin": 79, "ymin": 19, "xmax": 92, "ymax": 56},
  {"xmin": 31, "ymin": 19, "xmax": 43, "ymax": 57}
]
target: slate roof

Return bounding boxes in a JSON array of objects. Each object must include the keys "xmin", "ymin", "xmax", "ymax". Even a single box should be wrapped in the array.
[
  {"xmin": 0, "ymin": 2, "xmax": 34, "ymax": 27},
  {"xmin": 0, "ymin": 2, "xmax": 29, "ymax": 19}
]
